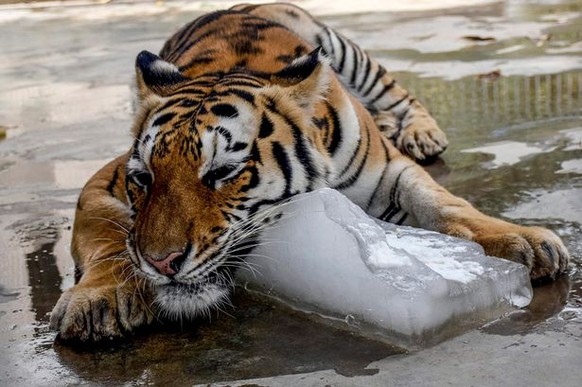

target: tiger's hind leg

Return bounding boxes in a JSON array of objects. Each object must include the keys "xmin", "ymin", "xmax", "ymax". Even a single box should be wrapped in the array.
[{"xmin": 233, "ymin": 3, "xmax": 449, "ymax": 162}]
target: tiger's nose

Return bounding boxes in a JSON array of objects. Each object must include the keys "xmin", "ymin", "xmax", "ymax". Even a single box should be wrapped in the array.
[{"xmin": 144, "ymin": 251, "xmax": 187, "ymax": 276}]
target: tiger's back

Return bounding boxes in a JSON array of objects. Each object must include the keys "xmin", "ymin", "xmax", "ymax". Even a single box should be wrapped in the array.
[{"xmin": 160, "ymin": 10, "xmax": 314, "ymax": 76}]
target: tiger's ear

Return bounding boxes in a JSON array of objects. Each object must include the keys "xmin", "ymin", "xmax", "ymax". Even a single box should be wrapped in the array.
[
  {"xmin": 270, "ymin": 47, "xmax": 330, "ymax": 111},
  {"xmin": 135, "ymin": 50, "xmax": 187, "ymax": 101}
]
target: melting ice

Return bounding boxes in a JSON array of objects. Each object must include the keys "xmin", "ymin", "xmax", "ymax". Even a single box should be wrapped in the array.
[{"xmin": 237, "ymin": 188, "xmax": 533, "ymax": 348}]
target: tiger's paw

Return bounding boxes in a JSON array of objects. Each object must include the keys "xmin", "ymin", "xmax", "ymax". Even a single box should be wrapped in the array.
[
  {"xmin": 50, "ymin": 282, "xmax": 154, "ymax": 342},
  {"xmin": 374, "ymin": 111, "xmax": 448, "ymax": 163},
  {"xmin": 475, "ymin": 226, "xmax": 570, "ymax": 281},
  {"xmin": 396, "ymin": 117, "xmax": 449, "ymax": 163}
]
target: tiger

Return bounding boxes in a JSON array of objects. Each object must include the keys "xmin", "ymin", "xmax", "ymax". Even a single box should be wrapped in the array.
[{"xmin": 50, "ymin": 3, "xmax": 569, "ymax": 342}]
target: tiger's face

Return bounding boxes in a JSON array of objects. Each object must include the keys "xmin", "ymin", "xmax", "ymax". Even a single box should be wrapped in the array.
[{"xmin": 125, "ymin": 50, "xmax": 331, "ymax": 317}]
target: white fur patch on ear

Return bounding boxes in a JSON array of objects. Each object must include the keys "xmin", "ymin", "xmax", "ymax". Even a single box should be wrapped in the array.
[{"xmin": 150, "ymin": 58, "xmax": 182, "ymax": 77}]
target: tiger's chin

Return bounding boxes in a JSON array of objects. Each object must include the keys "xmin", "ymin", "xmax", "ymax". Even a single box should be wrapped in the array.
[{"xmin": 153, "ymin": 281, "xmax": 231, "ymax": 320}]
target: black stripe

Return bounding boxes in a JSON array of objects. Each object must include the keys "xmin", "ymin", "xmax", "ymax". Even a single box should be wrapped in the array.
[
  {"xmin": 229, "ymin": 89, "xmax": 256, "ymax": 105},
  {"xmin": 334, "ymin": 128, "xmax": 370, "ymax": 190},
  {"xmin": 366, "ymin": 140, "xmax": 390, "ymax": 209},
  {"xmin": 390, "ymin": 166, "xmax": 410, "ymax": 204},
  {"xmin": 379, "ymin": 165, "xmax": 413, "ymax": 220},
  {"xmin": 291, "ymin": 126, "xmax": 318, "ymax": 189},
  {"xmin": 131, "ymin": 136, "xmax": 142, "ymax": 158},
  {"xmin": 179, "ymin": 57, "xmax": 215, "ymax": 71},
  {"xmin": 74, "ymin": 265, "xmax": 83, "ymax": 283},
  {"xmin": 337, "ymin": 36, "xmax": 348, "ymax": 73},
  {"xmin": 390, "ymin": 118, "xmax": 404, "ymax": 142},
  {"xmin": 357, "ymin": 54, "xmax": 372, "ymax": 92},
  {"xmin": 315, "ymin": 34, "xmax": 323, "ymax": 50},
  {"xmin": 162, "ymin": 11, "xmax": 232, "ymax": 61},
  {"xmin": 106, "ymin": 167, "xmax": 119, "ymax": 196},
  {"xmin": 168, "ymin": 26, "xmax": 222, "ymax": 64},
  {"xmin": 262, "ymin": 100, "xmax": 318, "ymax": 185},
  {"xmin": 240, "ymin": 165, "xmax": 260, "ymax": 192},
  {"xmin": 380, "ymin": 203, "xmax": 399, "ymax": 222},
  {"xmin": 395, "ymin": 213, "xmax": 408, "ymax": 225},
  {"xmin": 271, "ymin": 142, "xmax": 293, "ymax": 196},
  {"xmin": 258, "ymin": 113, "xmax": 274, "ymax": 138},
  {"xmin": 322, "ymin": 28, "xmax": 335, "ymax": 56},
  {"xmin": 349, "ymin": 45, "xmax": 360, "ymax": 86},
  {"xmin": 240, "ymin": 19, "xmax": 279, "ymax": 31},
  {"xmin": 222, "ymin": 72, "xmax": 267, "ymax": 84},
  {"xmin": 180, "ymin": 248, "xmax": 220, "ymax": 278},
  {"xmin": 383, "ymin": 207, "xmax": 401, "ymax": 223},
  {"xmin": 214, "ymin": 126, "xmax": 232, "ymax": 145},
  {"xmin": 154, "ymin": 97, "xmax": 190, "ymax": 113},
  {"xmin": 247, "ymin": 198, "xmax": 277, "ymax": 218},
  {"xmin": 178, "ymin": 54, "xmax": 215, "ymax": 72},
  {"xmin": 211, "ymin": 103, "xmax": 238, "ymax": 118},
  {"xmin": 384, "ymin": 93, "xmax": 409, "ymax": 111},
  {"xmin": 152, "ymin": 112, "xmax": 176, "ymax": 127},
  {"xmin": 230, "ymin": 142, "xmax": 247, "ymax": 152},
  {"xmin": 368, "ymin": 79, "xmax": 396, "ymax": 106},
  {"xmin": 362, "ymin": 66, "xmax": 387, "ymax": 97},
  {"xmin": 338, "ymin": 135, "xmax": 361, "ymax": 177},
  {"xmin": 250, "ymin": 141, "xmax": 262, "ymax": 165},
  {"xmin": 327, "ymin": 104, "xmax": 342, "ymax": 155}
]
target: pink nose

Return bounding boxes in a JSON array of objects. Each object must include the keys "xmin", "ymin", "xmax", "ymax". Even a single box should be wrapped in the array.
[{"xmin": 144, "ymin": 251, "xmax": 186, "ymax": 276}]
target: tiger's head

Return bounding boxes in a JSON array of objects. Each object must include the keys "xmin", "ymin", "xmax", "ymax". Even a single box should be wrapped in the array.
[{"xmin": 125, "ymin": 49, "xmax": 332, "ymax": 318}]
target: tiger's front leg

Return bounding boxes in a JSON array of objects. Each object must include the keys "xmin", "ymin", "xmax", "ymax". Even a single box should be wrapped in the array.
[
  {"xmin": 50, "ymin": 155, "xmax": 155, "ymax": 341},
  {"xmin": 365, "ymin": 151, "xmax": 570, "ymax": 281}
]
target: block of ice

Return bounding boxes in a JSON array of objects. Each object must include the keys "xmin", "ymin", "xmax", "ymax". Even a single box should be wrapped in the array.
[{"xmin": 237, "ymin": 188, "xmax": 533, "ymax": 348}]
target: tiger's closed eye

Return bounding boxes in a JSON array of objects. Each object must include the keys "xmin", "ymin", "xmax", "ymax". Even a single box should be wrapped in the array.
[
  {"xmin": 128, "ymin": 171, "xmax": 153, "ymax": 188},
  {"xmin": 202, "ymin": 164, "xmax": 238, "ymax": 188}
]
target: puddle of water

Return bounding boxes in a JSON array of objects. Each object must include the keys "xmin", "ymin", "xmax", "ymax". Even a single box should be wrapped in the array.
[
  {"xmin": 502, "ymin": 188, "xmax": 582, "ymax": 224},
  {"xmin": 561, "ymin": 127, "xmax": 582, "ymax": 151},
  {"xmin": 556, "ymin": 158, "xmax": 582, "ymax": 174},
  {"xmin": 461, "ymin": 140, "xmax": 555, "ymax": 169},
  {"xmin": 481, "ymin": 274, "xmax": 572, "ymax": 335},
  {"xmin": 51, "ymin": 291, "xmax": 400, "ymax": 384},
  {"xmin": 0, "ymin": 160, "xmax": 110, "ymax": 189}
]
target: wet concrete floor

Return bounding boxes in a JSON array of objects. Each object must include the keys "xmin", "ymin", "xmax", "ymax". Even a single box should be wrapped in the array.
[{"xmin": 0, "ymin": 0, "xmax": 581, "ymax": 386}]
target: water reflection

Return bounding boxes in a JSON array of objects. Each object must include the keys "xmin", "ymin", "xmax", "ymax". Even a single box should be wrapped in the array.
[
  {"xmin": 398, "ymin": 71, "xmax": 581, "ymax": 140},
  {"xmin": 482, "ymin": 274, "xmax": 571, "ymax": 335},
  {"xmin": 25, "ymin": 240, "xmax": 61, "ymax": 324}
]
